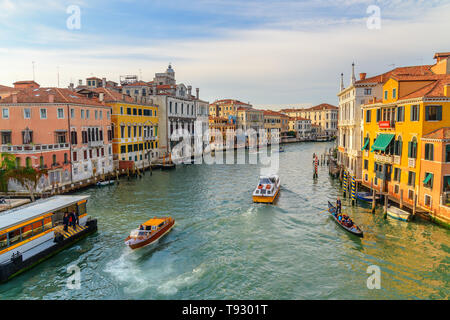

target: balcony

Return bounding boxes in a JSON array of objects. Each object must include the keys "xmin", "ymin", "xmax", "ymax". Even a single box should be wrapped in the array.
[
  {"xmin": 88, "ymin": 140, "xmax": 104, "ymax": 148},
  {"xmin": 374, "ymin": 153, "xmax": 394, "ymax": 164},
  {"xmin": 408, "ymin": 158, "xmax": 416, "ymax": 168},
  {"xmin": 0, "ymin": 143, "xmax": 70, "ymax": 153},
  {"xmin": 394, "ymin": 155, "xmax": 401, "ymax": 165}
]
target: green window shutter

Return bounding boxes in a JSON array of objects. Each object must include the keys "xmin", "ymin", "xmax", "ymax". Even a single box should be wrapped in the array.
[
  {"xmin": 408, "ymin": 142, "xmax": 411, "ymax": 158},
  {"xmin": 423, "ymin": 172, "xmax": 432, "ymax": 184},
  {"xmin": 437, "ymin": 106, "xmax": 442, "ymax": 120},
  {"xmin": 398, "ymin": 141, "xmax": 402, "ymax": 156},
  {"xmin": 425, "ymin": 106, "xmax": 429, "ymax": 121}
]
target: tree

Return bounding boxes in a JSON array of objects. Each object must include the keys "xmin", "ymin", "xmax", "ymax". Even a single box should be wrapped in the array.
[
  {"xmin": 6, "ymin": 166, "xmax": 48, "ymax": 202},
  {"xmin": 0, "ymin": 153, "xmax": 16, "ymax": 192}
]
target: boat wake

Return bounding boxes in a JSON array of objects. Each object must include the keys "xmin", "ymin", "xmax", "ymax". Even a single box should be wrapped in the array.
[{"xmin": 157, "ymin": 265, "xmax": 206, "ymax": 295}]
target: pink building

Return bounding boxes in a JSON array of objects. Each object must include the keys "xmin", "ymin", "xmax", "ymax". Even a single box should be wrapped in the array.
[{"xmin": 0, "ymin": 83, "xmax": 113, "ymax": 191}]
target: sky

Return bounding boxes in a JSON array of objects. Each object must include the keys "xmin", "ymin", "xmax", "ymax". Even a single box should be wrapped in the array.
[{"xmin": 1, "ymin": 0, "xmax": 450, "ymax": 109}]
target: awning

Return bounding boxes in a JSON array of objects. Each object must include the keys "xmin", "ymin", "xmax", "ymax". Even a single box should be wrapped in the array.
[
  {"xmin": 371, "ymin": 134, "xmax": 395, "ymax": 152},
  {"xmin": 423, "ymin": 173, "xmax": 433, "ymax": 184},
  {"xmin": 361, "ymin": 139, "xmax": 369, "ymax": 151}
]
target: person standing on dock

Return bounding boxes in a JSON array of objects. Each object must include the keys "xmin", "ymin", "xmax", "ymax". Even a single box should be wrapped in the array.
[
  {"xmin": 336, "ymin": 196, "xmax": 342, "ymax": 215},
  {"xmin": 70, "ymin": 211, "xmax": 77, "ymax": 230}
]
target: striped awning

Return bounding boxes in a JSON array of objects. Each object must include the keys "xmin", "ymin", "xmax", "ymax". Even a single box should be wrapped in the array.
[{"xmin": 371, "ymin": 134, "xmax": 395, "ymax": 152}]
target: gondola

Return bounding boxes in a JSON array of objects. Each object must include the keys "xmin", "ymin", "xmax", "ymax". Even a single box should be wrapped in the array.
[{"xmin": 327, "ymin": 201, "xmax": 363, "ymax": 237}]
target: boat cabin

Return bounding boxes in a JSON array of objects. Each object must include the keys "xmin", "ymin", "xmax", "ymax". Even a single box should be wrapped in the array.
[{"xmin": 0, "ymin": 195, "xmax": 90, "ymax": 264}]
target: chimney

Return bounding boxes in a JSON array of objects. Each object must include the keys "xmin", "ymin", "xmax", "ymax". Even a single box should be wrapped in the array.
[
  {"xmin": 99, "ymin": 92, "xmax": 104, "ymax": 102},
  {"xmin": 188, "ymin": 85, "xmax": 192, "ymax": 97},
  {"xmin": 122, "ymin": 94, "xmax": 126, "ymax": 101},
  {"xmin": 69, "ymin": 83, "xmax": 74, "ymax": 91},
  {"xmin": 359, "ymin": 73, "xmax": 367, "ymax": 81},
  {"xmin": 196, "ymin": 88, "xmax": 199, "ymax": 100},
  {"xmin": 444, "ymin": 83, "xmax": 450, "ymax": 97},
  {"xmin": 49, "ymin": 94, "xmax": 55, "ymax": 103},
  {"xmin": 350, "ymin": 62, "xmax": 356, "ymax": 85},
  {"xmin": 340, "ymin": 73, "xmax": 344, "ymax": 91},
  {"xmin": 102, "ymin": 77, "xmax": 106, "ymax": 88},
  {"xmin": 12, "ymin": 93, "xmax": 17, "ymax": 103}
]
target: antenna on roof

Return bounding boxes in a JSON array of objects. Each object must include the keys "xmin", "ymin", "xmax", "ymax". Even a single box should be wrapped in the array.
[
  {"xmin": 57, "ymin": 66, "xmax": 60, "ymax": 87},
  {"xmin": 388, "ymin": 63, "xmax": 396, "ymax": 69}
]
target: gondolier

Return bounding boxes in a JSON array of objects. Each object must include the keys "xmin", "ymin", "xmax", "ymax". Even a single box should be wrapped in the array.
[{"xmin": 336, "ymin": 197, "xmax": 342, "ymax": 214}]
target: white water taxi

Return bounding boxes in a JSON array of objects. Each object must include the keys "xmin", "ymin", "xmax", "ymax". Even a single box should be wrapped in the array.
[{"xmin": 252, "ymin": 175, "xmax": 281, "ymax": 204}]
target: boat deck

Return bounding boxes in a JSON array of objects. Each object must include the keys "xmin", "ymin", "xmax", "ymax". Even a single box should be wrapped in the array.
[{"xmin": 54, "ymin": 224, "xmax": 88, "ymax": 240}]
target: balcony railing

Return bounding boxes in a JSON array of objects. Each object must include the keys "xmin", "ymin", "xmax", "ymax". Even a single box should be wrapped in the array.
[
  {"xmin": 374, "ymin": 153, "xmax": 394, "ymax": 164},
  {"xmin": 408, "ymin": 158, "xmax": 416, "ymax": 168},
  {"xmin": 0, "ymin": 143, "xmax": 70, "ymax": 153},
  {"xmin": 88, "ymin": 140, "xmax": 104, "ymax": 148}
]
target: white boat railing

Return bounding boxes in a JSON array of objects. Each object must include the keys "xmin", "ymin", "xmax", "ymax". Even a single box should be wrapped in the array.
[{"xmin": 130, "ymin": 229, "xmax": 152, "ymax": 238}]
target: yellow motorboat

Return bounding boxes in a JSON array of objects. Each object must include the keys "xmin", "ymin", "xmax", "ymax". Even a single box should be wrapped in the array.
[{"xmin": 252, "ymin": 175, "xmax": 280, "ymax": 204}]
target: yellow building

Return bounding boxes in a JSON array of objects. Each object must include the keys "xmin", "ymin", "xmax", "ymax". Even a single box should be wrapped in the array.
[
  {"xmin": 209, "ymin": 99, "xmax": 252, "ymax": 118},
  {"xmin": 95, "ymin": 88, "xmax": 159, "ymax": 169},
  {"xmin": 361, "ymin": 69, "xmax": 450, "ymax": 219}
]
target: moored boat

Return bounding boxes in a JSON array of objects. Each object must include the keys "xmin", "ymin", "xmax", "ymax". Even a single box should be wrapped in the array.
[
  {"xmin": 252, "ymin": 175, "xmax": 280, "ymax": 204},
  {"xmin": 327, "ymin": 201, "xmax": 363, "ymax": 237},
  {"xmin": 96, "ymin": 180, "xmax": 115, "ymax": 187},
  {"xmin": 356, "ymin": 191, "xmax": 381, "ymax": 203},
  {"xmin": 125, "ymin": 217, "xmax": 175, "ymax": 250},
  {"xmin": 0, "ymin": 195, "xmax": 97, "ymax": 283},
  {"xmin": 386, "ymin": 206, "xmax": 411, "ymax": 222}
]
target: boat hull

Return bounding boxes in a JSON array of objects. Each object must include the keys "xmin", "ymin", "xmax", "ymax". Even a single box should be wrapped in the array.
[
  {"xmin": 253, "ymin": 188, "xmax": 280, "ymax": 204},
  {"xmin": 387, "ymin": 208, "xmax": 411, "ymax": 222},
  {"xmin": 327, "ymin": 202, "xmax": 363, "ymax": 237},
  {"xmin": 356, "ymin": 192, "xmax": 380, "ymax": 203},
  {"xmin": 125, "ymin": 219, "xmax": 175, "ymax": 250}
]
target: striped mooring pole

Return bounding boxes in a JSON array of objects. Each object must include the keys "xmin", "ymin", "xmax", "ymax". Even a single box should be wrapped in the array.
[
  {"xmin": 343, "ymin": 170, "xmax": 347, "ymax": 198},
  {"xmin": 351, "ymin": 175, "xmax": 356, "ymax": 206}
]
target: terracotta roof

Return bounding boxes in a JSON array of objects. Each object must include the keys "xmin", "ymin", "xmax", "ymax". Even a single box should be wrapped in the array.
[
  {"xmin": 0, "ymin": 84, "xmax": 14, "ymax": 92},
  {"xmin": 306, "ymin": 103, "xmax": 338, "ymax": 111},
  {"xmin": 422, "ymin": 127, "xmax": 450, "ymax": 140},
  {"xmin": 397, "ymin": 74, "xmax": 450, "ymax": 100},
  {"xmin": 124, "ymin": 81, "xmax": 151, "ymax": 87},
  {"xmin": 290, "ymin": 116, "xmax": 309, "ymax": 121},
  {"xmin": 433, "ymin": 52, "xmax": 450, "ymax": 59},
  {"xmin": 94, "ymin": 87, "xmax": 136, "ymax": 103},
  {"xmin": 0, "ymin": 87, "xmax": 105, "ymax": 106},
  {"xmin": 355, "ymin": 65, "xmax": 434, "ymax": 85},
  {"xmin": 211, "ymin": 99, "xmax": 252, "ymax": 106}
]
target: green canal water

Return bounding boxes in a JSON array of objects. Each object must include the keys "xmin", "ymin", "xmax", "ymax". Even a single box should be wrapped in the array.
[{"xmin": 1, "ymin": 142, "xmax": 449, "ymax": 299}]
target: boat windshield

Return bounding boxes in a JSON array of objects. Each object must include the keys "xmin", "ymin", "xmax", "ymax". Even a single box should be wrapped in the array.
[
  {"xmin": 259, "ymin": 178, "xmax": 272, "ymax": 185},
  {"xmin": 130, "ymin": 229, "xmax": 151, "ymax": 237}
]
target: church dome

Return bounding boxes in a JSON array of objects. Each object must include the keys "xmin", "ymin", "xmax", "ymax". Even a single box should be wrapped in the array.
[{"xmin": 166, "ymin": 63, "xmax": 174, "ymax": 73}]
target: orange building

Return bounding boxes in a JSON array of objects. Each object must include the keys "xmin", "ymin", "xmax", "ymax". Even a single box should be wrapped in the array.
[
  {"xmin": 0, "ymin": 82, "xmax": 113, "ymax": 191},
  {"xmin": 418, "ymin": 128, "xmax": 450, "ymax": 226}
]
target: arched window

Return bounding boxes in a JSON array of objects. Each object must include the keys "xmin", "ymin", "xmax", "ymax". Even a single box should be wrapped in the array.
[
  {"xmin": 52, "ymin": 154, "xmax": 57, "ymax": 166},
  {"xmin": 408, "ymin": 137, "xmax": 418, "ymax": 159},
  {"xmin": 40, "ymin": 156, "xmax": 44, "ymax": 168},
  {"xmin": 395, "ymin": 136, "xmax": 402, "ymax": 156}
]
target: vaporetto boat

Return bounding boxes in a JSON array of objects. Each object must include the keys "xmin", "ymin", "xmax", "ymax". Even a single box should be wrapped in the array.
[{"xmin": 0, "ymin": 195, "xmax": 97, "ymax": 283}]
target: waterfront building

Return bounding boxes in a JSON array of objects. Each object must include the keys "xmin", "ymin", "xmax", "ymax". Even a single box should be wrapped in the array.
[
  {"xmin": 280, "ymin": 103, "xmax": 338, "ymax": 137},
  {"xmin": 288, "ymin": 117, "xmax": 311, "ymax": 140},
  {"xmin": 236, "ymin": 107, "xmax": 264, "ymax": 138},
  {"xmin": 208, "ymin": 116, "xmax": 236, "ymax": 148},
  {"xmin": 263, "ymin": 110, "xmax": 284, "ymax": 143},
  {"xmin": 361, "ymin": 56, "xmax": 450, "ymax": 224},
  {"xmin": 338, "ymin": 63, "xmax": 437, "ymax": 180},
  {"xmin": 93, "ymin": 87, "xmax": 159, "ymax": 169},
  {"xmin": 418, "ymin": 128, "xmax": 450, "ymax": 226},
  {"xmin": 209, "ymin": 99, "xmax": 252, "ymax": 118},
  {"xmin": 0, "ymin": 82, "xmax": 113, "ymax": 191}
]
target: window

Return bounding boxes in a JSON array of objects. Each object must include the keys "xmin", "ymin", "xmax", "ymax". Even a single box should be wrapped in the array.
[
  {"xmin": 121, "ymin": 126, "xmax": 125, "ymax": 138},
  {"xmin": 392, "ymin": 88, "xmax": 397, "ymax": 99},
  {"xmin": 120, "ymin": 145, "xmax": 126, "ymax": 154},
  {"xmin": 365, "ymin": 110, "xmax": 371, "ymax": 123},
  {"xmin": 364, "ymin": 88, "xmax": 372, "ymax": 95},
  {"xmin": 95, "ymin": 110, "xmax": 98, "ymax": 120},
  {"xmin": 57, "ymin": 108, "xmax": 64, "ymax": 119},
  {"xmin": 2, "ymin": 108, "xmax": 9, "ymax": 119},
  {"xmin": 410, "ymin": 105, "xmax": 419, "ymax": 121},
  {"xmin": 394, "ymin": 168, "xmax": 401, "ymax": 182},
  {"xmin": 408, "ymin": 189, "xmax": 414, "ymax": 200},
  {"xmin": 408, "ymin": 171, "xmax": 416, "ymax": 187},
  {"xmin": 443, "ymin": 176, "xmax": 450, "ymax": 192},
  {"xmin": 43, "ymin": 217, "xmax": 52, "ymax": 231},
  {"xmin": 8, "ymin": 229, "xmax": 21, "ymax": 246},
  {"xmin": 81, "ymin": 109, "xmax": 85, "ymax": 119},
  {"xmin": 21, "ymin": 130, "xmax": 33, "ymax": 144},
  {"xmin": 86, "ymin": 110, "xmax": 90, "ymax": 119},
  {"xmin": 40, "ymin": 108, "xmax": 47, "ymax": 119},
  {"xmin": 32, "ymin": 220, "xmax": 43, "ymax": 235},
  {"xmin": 64, "ymin": 153, "xmax": 68, "ymax": 164},
  {"xmin": 423, "ymin": 172, "xmax": 433, "ymax": 189},
  {"xmin": 396, "ymin": 106, "xmax": 404, "ymax": 122},
  {"xmin": 127, "ymin": 145, "xmax": 132, "ymax": 152},
  {"xmin": 56, "ymin": 132, "xmax": 66, "ymax": 144},
  {"xmin": 376, "ymin": 109, "xmax": 381, "ymax": 122},
  {"xmin": 424, "ymin": 195, "xmax": 432, "ymax": 207},
  {"xmin": 394, "ymin": 137, "xmax": 402, "ymax": 156},
  {"xmin": 424, "ymin": 143, "xmax": 434, "ymax": 161},
  {"xmin": 1, "ymin": 131, "xmax": 11, "ymax": 144},
  {"xmin": 384, "ymin": 90, "xmax": 388, "ymax": 100},
  {"xmin": 133, "ymin": 108, "xmax": 137, "ymax": 116},
  {"xmin": 394, "ymin": 184, "xmax": 400, "ymax": 194},
  {"xmin": 72, "ymin": 151, "xmax": 77, "ymax": 162},
  {"xmin": 70, "ymin": 131, "xmax": 77, "ymax": 144},
  {"xmin": 24, "ymin": 108, "xmax": 31, "ymax": 119},
  {"xmin": 446, "ymin": 145, "xmax": 450, "ymax": 162},
  {"xmin": 127, "ymin": 108, "xmax": 131, "ymax": 115},
  {"xmin": 408, "ymin": 138, "xmax": 418, "ymax": 159},
  {"xmin": 425, "ymin": 105, "xmax": 442, "ymax": 121},
  {"xmin": 71, "ymin": 108, "xmax": 75, "ymax": 118},
  {"xmin": 364, "ymin": 159, "xmax": 368, "ymax": 170}
]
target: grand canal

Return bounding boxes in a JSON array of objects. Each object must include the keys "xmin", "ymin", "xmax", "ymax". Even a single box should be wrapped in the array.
[{"xmin": 1, "ymin": 142, "xmax": 449, "ymax": 299}]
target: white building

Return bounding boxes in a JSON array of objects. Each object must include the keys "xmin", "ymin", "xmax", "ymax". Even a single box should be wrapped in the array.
[{"xmin": 289, "ymin": 117, "xmax": 311, "ymax": 140}]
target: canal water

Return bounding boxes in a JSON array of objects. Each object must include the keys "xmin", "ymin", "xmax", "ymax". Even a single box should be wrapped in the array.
[{"xmin": 1, "ymin": 142, "xmax": 449, "ymax": 299}]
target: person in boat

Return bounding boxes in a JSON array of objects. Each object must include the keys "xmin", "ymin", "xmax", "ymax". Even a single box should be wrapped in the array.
[
  {"xmin": 70, "ymin": 211, "xmax": 77, "ymax": 230},
  {"xmin": 336, "ymin": 197, "xmax": 342, "ymax": 214},
  {"xmin": 63, "ymin": 212, "xmax": 69, "ymax": 232}
]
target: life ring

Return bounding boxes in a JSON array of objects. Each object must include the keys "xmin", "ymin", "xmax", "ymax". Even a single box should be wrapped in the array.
[
  {"xmin": 258, "ymin": 185, "xmax": 263, "ymax": 189},
  {"xmin": 266, "ymin": 185, "xmax": 271, "ymax": 189}
]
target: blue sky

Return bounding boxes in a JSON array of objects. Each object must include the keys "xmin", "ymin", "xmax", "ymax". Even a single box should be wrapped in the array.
[{"xmin": 1, "ymin": 0, "xmax": 450, "ymax": 108}]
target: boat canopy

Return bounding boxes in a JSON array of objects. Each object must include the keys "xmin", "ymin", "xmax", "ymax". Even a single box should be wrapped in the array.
[
  {"xmin": 143, "ymin": 218, "xmax": 166, "ymax": 227},
  {"xmin": 0, "ymin": 195, "xmax": 89, "ymax": 232},
  {"xmin": 371, "ymin": 134, "xmax": 395, "ymax": 152}
]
